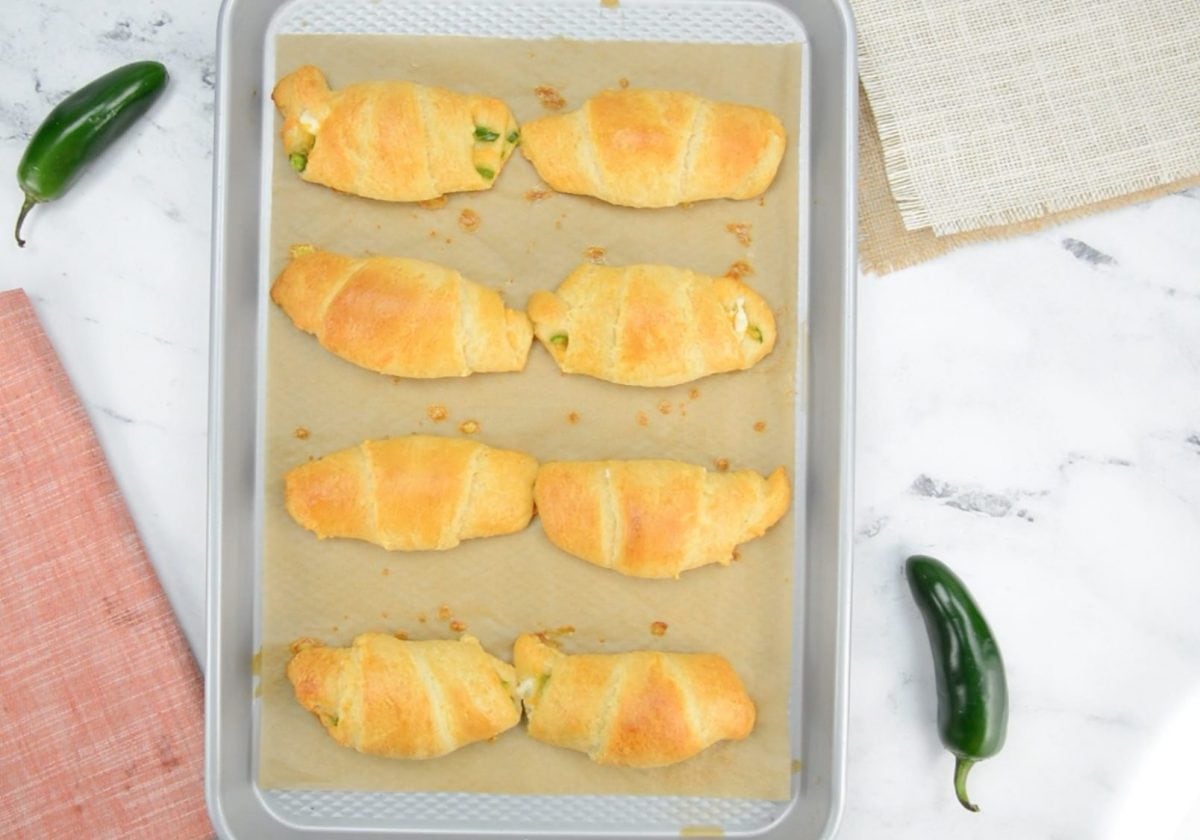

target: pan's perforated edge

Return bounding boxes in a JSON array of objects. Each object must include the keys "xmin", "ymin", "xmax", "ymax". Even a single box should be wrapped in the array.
[
  {"xmin": 270, "ymin": 0, "xmax": 804, "ymax": 44},
  {"xmin": 258, "ymin": 0, "xmax": 806, "ymax": 833},
  {"xmin": 269, "ymin": 788, "xmax": 783, "ymax": 830}
]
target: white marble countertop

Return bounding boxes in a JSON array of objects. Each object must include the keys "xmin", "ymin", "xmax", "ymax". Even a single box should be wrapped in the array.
[{"xmin": 2, "ymin": 2, "xmax": 1198, "ymax": 838}]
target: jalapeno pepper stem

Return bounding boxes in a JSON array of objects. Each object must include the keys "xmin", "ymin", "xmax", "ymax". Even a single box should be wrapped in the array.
[
  {"xmin": 15, "ymin": 196, "xmax": 37, "ymax": 248},
  {"xmin": 954, "ymin": 757, "xmax": 981, "ymax": 812}
]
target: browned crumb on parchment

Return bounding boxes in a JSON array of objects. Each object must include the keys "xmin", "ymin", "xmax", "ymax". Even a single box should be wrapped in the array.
[
  {"xmin": 534, "ymin": 85, "xmax": 566, "ymax": 110},
  {"xmin": 288, "ymin": 639, "xmax": 317, "ymax": 655},
  {"xmin": 732, "ymin": 548, "xmax": 743, "ymax": 562},
  {"xmin": 714, "ymin": 457, "xmax": 730, "ymax": 472},
  {"xmin": 449, "ymin": 619, "xmax": 467, "ymax": 632},
  {"xmin": 419, "ymin": 196, "xmax": 448, "ymax": 210},
  {"xmin": 726, "ymin": 222, "xmax": 752, "ymax": 246},
  {"xmin": 417, "ymin": 613, "xmax": 428, "ymax": 624},
  {"xmin": 688, "ymin": 387, "xmax": 701, "ymax": 400},
  {"xmin": 381, "ymin": 568, "xmax": 390, "ymax": 576},
  {"xmin": 583, "ymin": 246, "xmax": 607, "ymax": 263},
  {"xmin": 436, "ymin": 604, "xmax": 452, "ymax": 621},
  {"xmin": 657, "ymin": 400, "xmax": 672, "ymax": 415},
  {"xmin": 725, "ymin": 260, "xmax": 753, "ymax": 281},
  {"xmin": 458, "ymin": 419, "xmax": 480, "ymax": 434},
  {"xmin": 758, "ymin": 195, "xmax": 766, "ymax": 207},
  {"xmin": 457, "ymin": 208, "xmax": 481, "ymax": 232},
  {"xmin": 650, "ymin": 621, "xmax": 668, "ymax": 636},
  {"xmin": 635, "ymin": 410, "xmax": 649, "ymax": 426},
  {"xmin": 532, "ymin": 630, "xmax": 563, "ymax": 649},
  {"xmin": 394, "ymin": 631, "xmax": 408, "ymax": 640},
  {"xmin": 428, "ymin": 229, "xmax": 439, "ymax": 238},
  {"xmin": 426, "ymin": 403, "xmax": 449, "ymax": 422},
  {"xmin": 566, "ymin": 411, "xmax": 581, "ymax": 424},
  {"xmin": 618, "ymin": 77, "xmax": 630, "ymax": 89},
  {"xmin": 293, "ymin": 426, "xmax": 310, "ymax": 439},
  {"xmin": 753, "ymin": 420, "xmax": 767, "ymax": 432},
  {"xmin": 524, "ymin": 188, "xmax": 554, "ymax": 202}
]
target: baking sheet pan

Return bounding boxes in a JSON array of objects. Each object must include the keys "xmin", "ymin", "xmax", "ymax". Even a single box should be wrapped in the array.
[{"xmin": 207, "ymin": 0, "xmax": 856, "ymax": 836}]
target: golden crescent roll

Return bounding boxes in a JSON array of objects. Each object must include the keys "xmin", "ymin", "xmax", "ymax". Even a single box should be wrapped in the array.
[
  {"xmin": 519, "ymin": 88, "xmax": 785, "ymax": 207},
  {"xmin": 288, "ymin": 633, "xmax": 521, "ymax": 759},
  {"xmin": 534, "ymin": 459, "xmax": 789, "ymax": 578},
  {"xmin": 272, "ymin": 246, "xmax": 532, "ymax": 378},
  {"xmin": 284, "ymin": 435, "xmax": 538, "ymax": 551},
  {"xmin": 513, "ymin": 634, "xmax": 755, "ymax": 767},
  {"xmin": 271, "ymin": 65, "xmax": 520, "ymax": 201},
  {"xmin": 527, "ymin": 264, "xmax": 776, "ymax": 387}
]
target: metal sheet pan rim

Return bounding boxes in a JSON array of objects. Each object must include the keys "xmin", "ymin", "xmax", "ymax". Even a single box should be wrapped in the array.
[{"xmin": 207, "ymin": 0, "xmax": 856, "ymax": 836}]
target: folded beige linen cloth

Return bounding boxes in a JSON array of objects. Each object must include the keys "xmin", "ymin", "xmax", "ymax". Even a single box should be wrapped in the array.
[
  {"xmin": 0, "ymin": 289, "xmax": 211, "ymax": 838},
  {"xmin": 852, "ymin": 0, "xmax": 1200, "ymax": 273}
]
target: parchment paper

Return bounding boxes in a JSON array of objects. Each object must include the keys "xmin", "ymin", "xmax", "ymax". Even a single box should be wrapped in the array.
[{"xmin": 258, "ymin": 34, "xmax": 803, "ymax": 800}]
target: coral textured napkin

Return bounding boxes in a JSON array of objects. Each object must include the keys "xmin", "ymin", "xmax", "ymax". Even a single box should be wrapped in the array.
[{"xmin": 0, "ymin": 290, "xmax": 211, "ymax": 839}]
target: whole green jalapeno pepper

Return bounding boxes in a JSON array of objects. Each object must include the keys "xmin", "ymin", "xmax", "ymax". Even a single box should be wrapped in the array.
[
  {"xmin": 906, "ymin": 554, "xmax": 1008, "ymax": 812},
  {"xmin": 15, "ymin": 61, "xmax": 168, "ymax": 247}
]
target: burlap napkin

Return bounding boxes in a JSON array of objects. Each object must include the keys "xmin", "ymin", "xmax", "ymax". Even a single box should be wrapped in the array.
[
  {"xmin": 853, "ymin": 0, "xmax": 1200, "ymax": 274},
  {"xmin": 0, "ymin": 290, "xmax": 211, "ymax": 839}
]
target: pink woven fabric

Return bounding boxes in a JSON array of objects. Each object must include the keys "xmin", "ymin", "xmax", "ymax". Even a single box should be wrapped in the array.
[{"xmin": 0, "ymin": 290, "xmax": 211, "ymax": 839}]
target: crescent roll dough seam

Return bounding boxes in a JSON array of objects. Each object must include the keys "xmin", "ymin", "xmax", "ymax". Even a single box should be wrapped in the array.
[
  {"xmin": 348, "ymin": 95, "xmax": 373, "ymax": 195},
  {"xmin": 346, "ymin": 644, "xmax": 367, "ymax": 750},
  {"xmin": 683, "ymin": 280, "xmax": 710, "ymax": 379},
  {"xmin": 450, "ymin": 445, "xmax": 487, "ymax": 542},
  {"xmin": 592, "ymin": 659, "xmax": 625, "ymax": 757},
  {"xmin": 452, "ymin": 271, "xmax": 475, "ymax": 373},
  {"xmin": 665, "ymin": 656, "xmax": 703, "ymax": 745},
  {"xmin": 314, "ymin": 255, "xmax": 355, "ymax": 326},
  {"xmin": 696, "ymin": 477, "xmax": 717, "ymax": 567},
  {"xmin": 455, "ymin": 276, "xmax": 470, "ymax": 366},
  {"xmin": 409, "ymin": 653, "xmax": 451, "ymax": 754},
  {"xmin": 677, "ymin": 103, "xmax": 706, "ymax": 203},
  {"xmin": 413, "ymin": 85, "xmax": 437, "ymax": 192},
  {"xmin": 359, "ymin": 446, "xmax": 380, "ymax": 541},
  {"xmin": 600, "ymin": 466, "xmax": 618, "ymax": 569},
  {"xmin": 731, "ymin": 476, "xmax": 760, "ymax": 541},
  {"xmin": 579, "ymin": 116, "xmax": 606, "ymax": 198}
]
